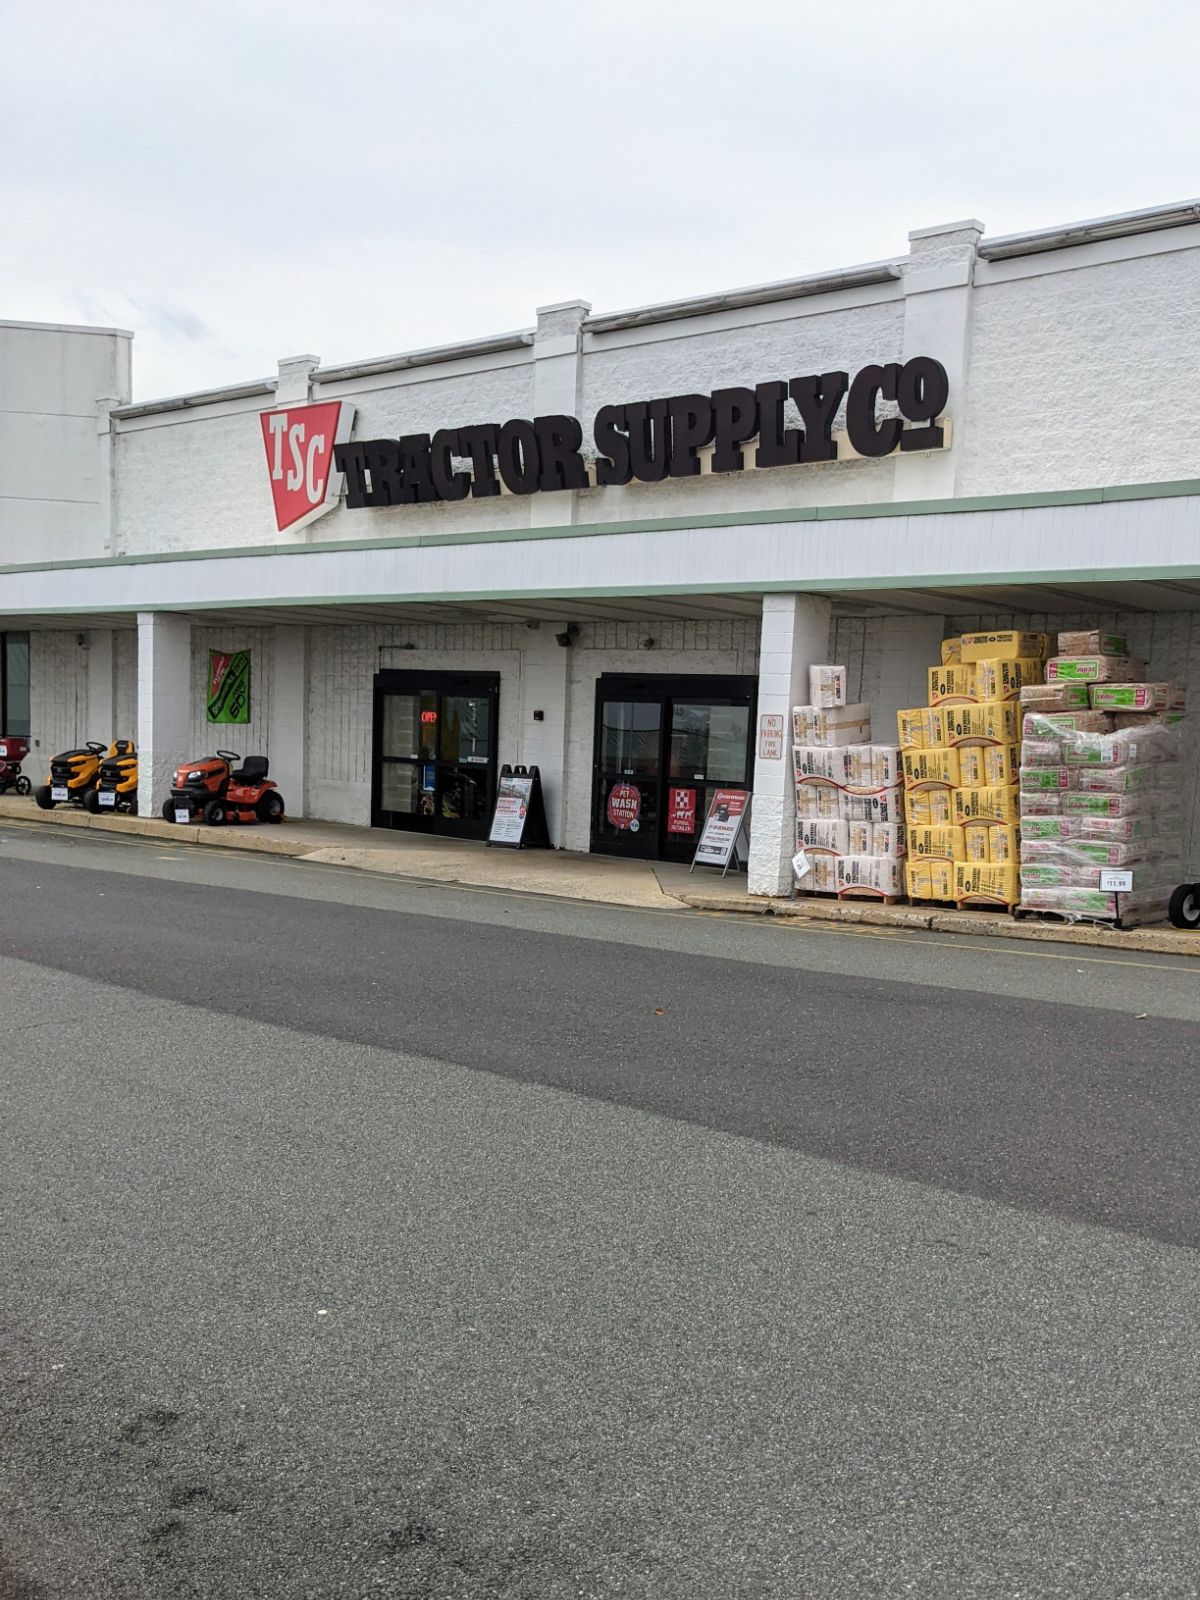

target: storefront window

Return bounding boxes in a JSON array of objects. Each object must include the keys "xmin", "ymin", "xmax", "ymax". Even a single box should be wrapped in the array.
[
  {"xmin": 440, "ymin": 696, "xmax": 491, "ymax": 763},
  {"xmin": 600, "ymin": 700, "xmax": 661, "ymax": 775},
  {"xmin": 439, "ymin": 767, "xmax": 490, "ymax": 822},
  {"xmin": 418, "ymin": 694, "xmax": 439, "ymax": 759},
  {"xmin": 380, "ymin": 761, "xmax": 419, "ymax": 814},
  {"xmin": 670, "ymin": 703, "xmax": 749, "ymax": 783},
  {"xmin": 381, "ymin": 693, "xmax": 419, "ymax": 760},
  {"xmin": 2, "ymin": 633, "xmax": 30, "ymax": 737}
]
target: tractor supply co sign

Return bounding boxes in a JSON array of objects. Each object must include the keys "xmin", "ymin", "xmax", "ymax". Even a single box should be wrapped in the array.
[
  {"xmin": 207, "ymin": 650, "xmax": 250, "ymax": 724},
  {"xmin": 260, "ymin": 357, "xmax": 949, "ymax": 529}
]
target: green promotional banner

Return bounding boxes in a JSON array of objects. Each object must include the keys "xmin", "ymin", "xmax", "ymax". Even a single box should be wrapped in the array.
[{"xmin": 207, "ymin": 650, "xmax": 251, "ymax": 724}]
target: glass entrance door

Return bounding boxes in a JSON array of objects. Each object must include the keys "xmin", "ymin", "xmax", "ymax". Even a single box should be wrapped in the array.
[
  {"xmin": 662, "ymin": 700, "xmax": 752, "ymax": 864},
  {"xmin": 590, "ymin": 675, "xmax": 755, "ymax": 862},
  {"xmin": 372, "ymin": 671, "xmax": 499, "ymax": 839},
  {"xmin": 593, "ymin": 698, "xmax": 662, "ymax": 858}
]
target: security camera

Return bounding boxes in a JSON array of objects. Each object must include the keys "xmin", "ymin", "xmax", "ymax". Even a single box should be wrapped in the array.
[{"xmin": 555, "ymin": 623, "xmax": 581, "ymax": 648}]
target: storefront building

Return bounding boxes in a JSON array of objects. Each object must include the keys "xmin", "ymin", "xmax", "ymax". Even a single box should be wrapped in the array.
[{"xmin": 2, "ymin": 199, "xmax": 1199, "ymax": 890}]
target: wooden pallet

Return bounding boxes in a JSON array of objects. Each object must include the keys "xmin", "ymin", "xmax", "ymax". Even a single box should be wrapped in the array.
[
  {"xmin": 1013, "ymin": 902, "xmax": 1161, "ymax": 930},
  {"xmin": 796, "ymin": 888, "xmax": 904, "ymax": 905}
]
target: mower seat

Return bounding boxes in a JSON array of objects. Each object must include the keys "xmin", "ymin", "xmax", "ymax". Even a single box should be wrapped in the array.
[{"xmin": 230, "ymin": 756, "xmax": 269, "ymax": 784}]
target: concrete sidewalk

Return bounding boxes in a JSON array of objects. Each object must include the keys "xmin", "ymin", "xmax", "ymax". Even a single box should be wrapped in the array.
[
  {"xmin": 0, "ymin": 795, "xmax": 731, "ymax": 912},
  {"xmin": 1, "ymin": 795, "xmax": 1196, "ymax": 956}
]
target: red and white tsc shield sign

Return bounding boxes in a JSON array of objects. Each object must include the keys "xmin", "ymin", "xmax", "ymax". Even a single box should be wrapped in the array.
[{"xmin": 259, "ymin": 401, "xmax": 354, "ymax": 534}]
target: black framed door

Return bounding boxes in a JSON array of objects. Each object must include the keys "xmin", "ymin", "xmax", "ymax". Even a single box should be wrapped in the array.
[
  {"xmin": 372, "ymin": 670, "xmax": 499, "ymax": 839},
  {"xmin": 590, "ymin": 674, "xmax": 756, "ymax": 863},
  {"xmin": 592, "ymin": 696, "xmax": 663, "ymax": 859}
]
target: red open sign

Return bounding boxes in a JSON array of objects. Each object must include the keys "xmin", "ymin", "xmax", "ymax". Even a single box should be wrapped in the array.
[{"xmin": 420, "ymin": 710, "xmax": 439, "ymax": 724}]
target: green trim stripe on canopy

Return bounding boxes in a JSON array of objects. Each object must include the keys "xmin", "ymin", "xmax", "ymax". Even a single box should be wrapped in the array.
[{"xmin": 0, "ymin": 475, "xmax": 1198, "ymax": 578}]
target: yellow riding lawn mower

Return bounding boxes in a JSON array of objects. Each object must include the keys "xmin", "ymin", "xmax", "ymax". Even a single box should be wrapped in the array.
[
  {"xmin": 34, "ymin": 741, "xmax": 108, "ymax": 809},
  {"xmin": 84, "ymin": 740, "xmax": 138, "ymax": 815}
]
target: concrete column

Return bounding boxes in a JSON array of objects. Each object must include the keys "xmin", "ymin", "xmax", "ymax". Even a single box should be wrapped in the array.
[
  {"xmin": 748, "ymin": 593, "xmax": 832, "ymax": 897},
  {"xmin": 268, "ymin": 625, "xmax": 307, "ymax": 817},
  {"xmin": 893, "ymin": 220, "xmax": 982, "ymax": 502},
  {"xmin": 518, "ymin": 622, "xmax": 571, "ymax": 845},
  {"xmin": 84, "ymin": 630, "xmax": 117, "ymax": 742},
  {"xmin": 529, "ymin": 301, "xmax": 590, "ymax": 528},
  {"xmin": 275, "ymin": 354, "xmax": 320, "ymax": 407},
  {"xmin": 136, "ymin": 612, "xmax": 192, "ymax": 817}
]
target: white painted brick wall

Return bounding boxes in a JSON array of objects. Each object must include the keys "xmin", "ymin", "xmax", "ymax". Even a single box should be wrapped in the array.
[
  {"xmin": 831, "ymin": 613, "xmax": 946, "ymax": 742},
  {"xmin": 28, "ymin": 632, "xmax": 89, "ymax": 766},
  {"xmin": 516, "ymin": 623, "xmax": 570, "ymax": 841},
  {"xmin": 115, "ymin": 629, "xmax": 138, "ymax": 736},
  {"xmin": 959, "ymin": 248, "xmax": 1200, "ymax": 494}
]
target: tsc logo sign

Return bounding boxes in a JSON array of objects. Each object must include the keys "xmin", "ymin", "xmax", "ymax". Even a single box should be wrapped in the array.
[{"xmin": 260, "ymin": 402, "xmax": 355, "ymax": 534}]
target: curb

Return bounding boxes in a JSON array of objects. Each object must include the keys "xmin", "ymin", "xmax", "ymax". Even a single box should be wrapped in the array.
[
  {"xmin": 0, "ymin": 797, "xmax": 313, "ymax": 857},
  {"xmin": 676, "ymin": 890, "xmax": 1199, "ymax": 957},
  {"xmin": 4, "ymin": 797, "xmax": 1197, "ymax": 956}
]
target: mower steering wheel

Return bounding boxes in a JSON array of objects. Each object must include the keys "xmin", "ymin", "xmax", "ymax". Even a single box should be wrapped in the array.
[
  {"xmin": 86, "ymin": 741, "xmax": 107, "ymax": 754},
  {"xmin": 216, "ymin": 750, "xmax": 240, "ymax": 764}
]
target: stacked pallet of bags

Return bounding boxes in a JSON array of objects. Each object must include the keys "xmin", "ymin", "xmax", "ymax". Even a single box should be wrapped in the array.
[
  {"xmin": 1018, "ymin": 630, "xmax": 1186, "ymax": 924},
  {"xmin": 792, "ymin": 665, "xmax": 906, "ymax": 899},
  {"xmin": 898, "ymin": 630, "xmax": 1048, "ymax": 907}
]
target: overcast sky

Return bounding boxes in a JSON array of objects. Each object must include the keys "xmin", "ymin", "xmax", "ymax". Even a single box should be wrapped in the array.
[{"xmin": 2, "ymin": 0, "xmax": 1196, "ymax": 401}]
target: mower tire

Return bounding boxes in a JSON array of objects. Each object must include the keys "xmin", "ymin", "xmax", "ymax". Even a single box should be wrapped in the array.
[
  {"xmin": 34, "ymin": 785, "xmax": 55, "ymax": 810},
  {"xmin": 84, "ymin": 789, "xmax": 102, "ymax": 814},
  {"xmin": 257, "ymin": 792, "xmax": 285, "ymax": 824},
  {"xmin": 161, "ymin": 798, "xmax": 176, "ymax": 821},
  {"xmin": 1168, "ymin": 882, "xmax": 1200, "ymax": 931},
  {"xmin": 203, "ymin": 799, "xmax": 226, "ymax": 826},
  {"xmin": 15, "ymin": 776, "xmax": 31, "ymax": 797}
]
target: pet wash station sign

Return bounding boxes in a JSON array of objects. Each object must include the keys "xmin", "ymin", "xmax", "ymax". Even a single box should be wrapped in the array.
[{"xmin": 259, "ymin": 356, "xmax": 949, "ymax": 532}]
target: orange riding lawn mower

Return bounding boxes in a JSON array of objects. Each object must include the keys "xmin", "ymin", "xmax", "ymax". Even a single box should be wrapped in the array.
[{"xmin": 163, "ymin": 749, "xmax": 285, "ymax": 826}]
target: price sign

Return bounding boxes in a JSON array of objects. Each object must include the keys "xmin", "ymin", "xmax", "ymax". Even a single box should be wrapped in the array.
[{"xmin": 1099, "ymin": 869, "xmax": 1134, "ymax": 893}]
